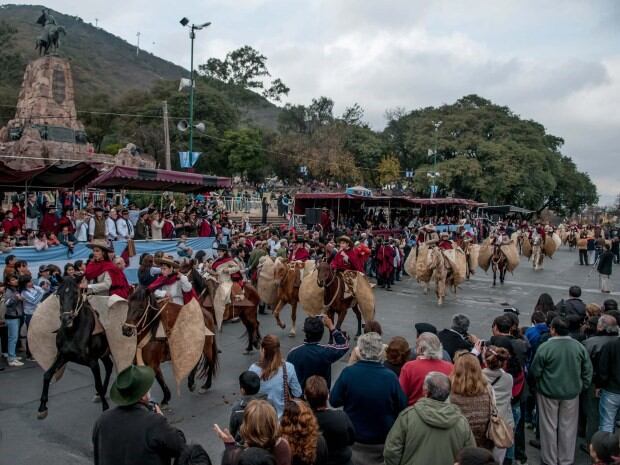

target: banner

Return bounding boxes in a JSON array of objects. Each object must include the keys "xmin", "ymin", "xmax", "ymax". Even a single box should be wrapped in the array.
[{"xmin": 179, "ymin": 151, "xmax": 202, "ymax": 168}]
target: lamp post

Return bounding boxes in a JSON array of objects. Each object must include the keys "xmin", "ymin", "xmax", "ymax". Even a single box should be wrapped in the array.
[
  {"xmin": 180, "ymin": 17, "xmax": 211, "ymax": 164},
  {"xmin": 429, "ymin": 120, "xmax": 442, "ymax": 198}
]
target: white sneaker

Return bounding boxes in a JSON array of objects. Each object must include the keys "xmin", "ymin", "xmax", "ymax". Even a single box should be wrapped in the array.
[{"xmin": 8, "ymin": 359, "xmax": 24, "ymax": 367}]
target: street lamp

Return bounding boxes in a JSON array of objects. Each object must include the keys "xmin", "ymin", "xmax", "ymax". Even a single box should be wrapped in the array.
[
  {"xmin": 180, "ymin": 17, "xmax": 211, "ymax": 165},
  {"xmin": 429, "ymin": 120, "xmax": 442, "ymax": 198}
]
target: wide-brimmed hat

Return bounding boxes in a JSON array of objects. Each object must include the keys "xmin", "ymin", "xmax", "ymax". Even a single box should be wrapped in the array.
[
  {"xmin": 337, "ymin": 236, "xmax": 353, "ymax": 247},
  {"xmin": 110, "ymin": 365, "xmax": 155, "ymax": 406},
  {"xmin": 424, "ymin": 224, "xmax": 436, "ymax": 231},
  {"xmin": 440, "ymin": 231, "xmax": 450, "ymax": 238},
  {"xmin": 86, "ymin": 239, "xmax": 114, "ymax": 253},
  {"xmin": 215, "ymin": 243, "xmax": 229, "ymax": 252},
  {"xmin": 157, "ymin": 255, "xmax": 179, "ymax": 268}
]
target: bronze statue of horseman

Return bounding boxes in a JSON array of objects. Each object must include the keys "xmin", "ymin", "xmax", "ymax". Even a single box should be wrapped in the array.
[{"xmin": 35, "ymin": 9, "xmax": 66, "ymax": 56}]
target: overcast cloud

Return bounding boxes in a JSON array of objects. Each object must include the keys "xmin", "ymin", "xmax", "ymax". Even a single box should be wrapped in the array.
[{"xmin": 15, "ymin": 0, "xmax": 619, "ymax": 204}]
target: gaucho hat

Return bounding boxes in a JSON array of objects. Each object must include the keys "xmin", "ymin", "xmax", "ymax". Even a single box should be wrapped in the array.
[{"xmin": 110, "ymin": 365, "xmax": 155, "ymax": 406}]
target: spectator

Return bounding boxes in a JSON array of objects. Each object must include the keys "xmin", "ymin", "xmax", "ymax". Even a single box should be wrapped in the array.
[
  {"xmin": 399, "ymin": 332, "xmax": 453, "ymax": 406},
  {"xmin": 138, "ymin": 254, "xmax": 161, "ymax": 287},
  {"xmin": 19, "ymin": 274, "xmax": 45, "ymax": 360},
  {"xmin": 177, "ymin": 444, "xmax": 212, "ymax": 465},
  {"xmin": 64, "ymin": 263, "xmax": 76, "ymax": 277},
  {"xmin": 556, "ymin": 285, "xmax": 587, "ymax": 320},
  {"xmin": 450, "ymin": 351, "xmax": 494, "ymax": 451},
  {"xmin": 384, "ymin": 372, "xmax": 475, "ymax": 465},
  {"xmin": 330, "ymin": 332, "xmax": 407, "ymax": 465},
  {"xmin": 216, "ymin": 399, "xmax": 291, "ymax": 465},
  {"xmin": 524, "ymin": 311, "xmax": 549, "ymax": 364},
  {"xmin": 4, "ymin": 273, "xmax": 24, "ymax": 367},
  {"xmin": 597, "ymin": 244, "xmax": 615, "ymax": 293},
  {"xmin": 92, "ymin": 365, "xmax": 186, "ymax": 465},
  {"xmin": 33, "ymin": 231, "xmax": 49, "ymax": 251},
  {"xmin": 577, "ymin": 232, "xmax": 589, "ymax": 265},
  {"xmin": 454, "ymin": 447, "xmax": 498, "ymax": 465},
  {"xmin": 249, "ymin": 335, "xmax": 302, "ymax": 418},
  {"xmin": 589, "ymin": 431, "xmax": 620, "ymax": 465},
  {"xmin": 25, "ymin": 193, "xmax": 40, "ymax": 231},
  {"xmin": 596, "ymin": 329, "xmax": 620, "ymax": 433},
  {"xmin": 413, "ymin": 322, "xmax": 452, "ymax": 361},
  {"xmin": 529, "ymin": 316, "xmax": 593, "ymax": 465},
  {"xmin": 280, "ymin": 400, "xmax": 328, "ymax": 465},
  {"xmin": 533, "ymin": 292, "xmax": 555, "ymax": 314},
  {"xmin": 88, "ymin": 207, "xmax": 108, "ymax": 241},
  {"xmin": 135, "ymin": 211, "xmax": 151, "ymax": 240},
  {"xmin": 74, "ymin": 210, "xmax": 90, "ymax": 242},
  {"xmin": 482, "ymin": 346, "xmax": 514, "ymax": 464},
  {"xmin": 116, "ymin": 209, "xmax": 135, "ymax": 240},
  {"xmin": 177, "ymin": 234, "xmax": 193, "ymax": 258},
  {"xmin": 58, "ymin": 225, "xmax": 76, "ymax": 253},
  {"xmin": 287, "ymin": 315, "xmax": 349, "ymax": 390},
  {"xmin": 347, "ymin": 320, "xmax": 385, "ymax": 364},
  {"xmin": 229, "ymin": 371, "xmax": 271, "ymax": 442},
  {"xmin": 305, "ymin": 375, "xmax": 355, "ymax": 465},
  {"xmin": 383, "ymin": 336, "xmax": 412, "ymax": 376},
  {"xmin": 105, "ymin": 208, "xmax": 119, "ymax": 241},
  {"xmin": 151, "ymin": 211, "xmax": 164, "ymax": 240},
  {"xmin": 438, "ymin": 314, "xmax": 475, "ymax": 360},
  {"xmin": 3, "ymin": 254, "xmax": 16, "ymax": 280}
]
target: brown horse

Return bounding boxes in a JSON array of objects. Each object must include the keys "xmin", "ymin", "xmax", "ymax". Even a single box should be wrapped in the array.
[
  {"xmin": 316, "ymin": 261, "xmax": 363, "ymax": 338},
  {"xmin": 272, "ymin": 259, "xmax": 306, "ymax": 337},
  {"xmin": 122, "ymin": 286, "xmax": 218, "ymax": 403},
  {"xmin": 491, "ymin": 247, "xmax": 508, "ymax": 285},
  {"xmin": 182, "ymin": 262, "xmax": 261, "ymax": 355}
]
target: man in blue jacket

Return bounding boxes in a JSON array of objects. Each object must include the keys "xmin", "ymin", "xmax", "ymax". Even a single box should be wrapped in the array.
[
  {"xmin": 330, "ymin": 332, "xmax": 407, "ymax": 465},
  {"xmin": 287, "ymin": 315, "xmax": 349, "ymax": 390}
]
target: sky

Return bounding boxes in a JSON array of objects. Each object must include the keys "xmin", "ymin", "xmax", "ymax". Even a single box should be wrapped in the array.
[{"xmin": 13, "ymin": 0, "xmax": 619, "ymax": 205}]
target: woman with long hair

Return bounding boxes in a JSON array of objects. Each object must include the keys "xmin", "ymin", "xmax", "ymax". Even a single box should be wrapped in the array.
[
  {"xmin": 150, "ymin": 211, "xmax": 164, "ymax": 240},
  {"xmin": 534, "ymin": 293, "xmax": 555, "ymax": 314},
  {"xmin": 249, "ymin": 335, "xmax": 302, "ymax": 418},
  {"xmin": 215, "ymin": 399, "xmax": 291, "ymax": 465},
  {"xmin": 281, "ymin": 400, "xmax": 328, "ymax": 465},
  {"xmin": 137, "ymin": 254, "xmax": 160, "ymax": 287},
  {"xmin": 4, "ymin": 273, "xmax": 24, "ymax": 367},
  {"xmin": 450, "ymin": 351, "xmax": 494, "ymax": 450},
  {"xmin": 383, "ymin": 336, "xmax": 412, "ymax": 376},
  {"xmin": 482, "ymin": 346, "xmax": 514, "ymax": 463},
  {"xmin": 82, "ymin": 240, "xmax": 130, "ymax": 298}
]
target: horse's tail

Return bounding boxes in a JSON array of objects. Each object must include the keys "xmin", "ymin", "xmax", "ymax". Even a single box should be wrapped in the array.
[{"xmin": 198, "ymin": 337, "xmax": 218, "ymax": 380}]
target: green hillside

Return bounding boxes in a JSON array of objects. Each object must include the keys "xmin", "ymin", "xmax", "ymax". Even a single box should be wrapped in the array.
[{"xmin": 0, "ymin": 4, "xmax": 280, "ymax": 129}]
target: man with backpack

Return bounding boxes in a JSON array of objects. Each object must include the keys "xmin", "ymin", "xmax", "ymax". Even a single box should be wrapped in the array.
[{"xmin": 555, "ymin": 286, "xmax": 587, "ymax": 320}]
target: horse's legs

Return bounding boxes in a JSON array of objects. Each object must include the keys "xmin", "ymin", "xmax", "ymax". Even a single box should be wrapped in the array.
[
  {"xmin": 352, "ymin": 305, "xmax": 363, "ymax": 337},
  {"xmin": 188, "ymin": 366, "xmax": 197, "ymax": 392},
  {"xmin": 155, "ymin": 365, "xmax": 171, "ymax": 406},
  {"xmin": 89, "ymin": 360, "xmax": 109, "ymax": 411},
  {"xmin": 289, "ymin": 302, "xmax": 298, "ymax": 337},
  {"xmin": 38, "ymin": 355, "xmax": 66, "ymax": 419},
  {"xmin": 199, "ymin": 336, "xmax": 216, "ymax": 393},
  {"xmin": 101, "ymin": 354, "xmax": 113, "ymax": 395},
  {"xmin": 273, "ymin": 300, "xmax": 286, "ymax": 329},
  {"xmin": 492, "ymin": 264, "xmax": 497, "ymax": 286},
  {"xmin": 240, "ymin": 307, "xmax": 260, "ymax": 354}
]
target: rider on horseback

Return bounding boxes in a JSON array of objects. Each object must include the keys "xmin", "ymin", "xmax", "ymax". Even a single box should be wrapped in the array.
[
  {"xmin": 82, "ymin": 240, "xmax": 130, "ymax": 298},
  {"xmin": 490, "ymin": 221, "xmax": 509, "ymax": 252},
  {"xmin": 147, "ymin": 256, "xmax": 196, "ymax": 305},
  {"xmin": 437, "ymin": 231, "xmax": 454, "ymax": 250},
  {"xmin": 289, "ymin": 236, "xmax": 310, "ymax": 262},
  {"xmin": 331, "ymin": 236, "xmax": 362, "ymax": 272}
]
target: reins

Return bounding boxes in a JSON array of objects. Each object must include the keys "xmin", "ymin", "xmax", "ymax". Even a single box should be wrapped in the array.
[
  {"xmin": 124, "ymin": 297, "xmax": 170, "ymax": 336},
  {"xmin": 61, "ymin": 288, "xmax": 86, "ymax": 319}
]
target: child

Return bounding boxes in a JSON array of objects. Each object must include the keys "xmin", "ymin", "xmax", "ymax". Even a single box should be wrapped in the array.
[
  {"xmin": 228, "ymin": 371, "xmax": 272, "ymax": 441},
  {"xmin": 19, "ymin": 275, "xmax": 45, "ymax": 361},
  {"xmin": 590, "ymin": 431, "xmax": 620, "ymax": 465},
  {"xmin": 176, "ymin": 234, "xmax": 193, "ymax": 258}
]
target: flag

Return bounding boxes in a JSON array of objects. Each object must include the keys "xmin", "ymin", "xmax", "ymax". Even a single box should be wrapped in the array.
[{"xmin": 179, "ymin": 151, "xmax": 202, "ymax": 168}]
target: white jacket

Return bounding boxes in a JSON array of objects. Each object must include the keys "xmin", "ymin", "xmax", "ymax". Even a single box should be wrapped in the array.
[
  {"xmin": 116, "ymin": 218, "xmax": 134, "ymax": 239},
  {"xmin": 153, "ymin": 274, "xmax": 192, "ymax": 305}
]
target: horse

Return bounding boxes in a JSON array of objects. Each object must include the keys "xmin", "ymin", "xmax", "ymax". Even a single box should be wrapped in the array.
[
  {"xmin": 272, "ymin": 259, "xmax": 307, "ymax": 337},
  {"xmin": 35, "ymin": 25, "xmax": 66, "ymax": 56},
  {"xmin": 567, "ymin": 231, "xmax": 578, "ymax": 250},
  {"xmin": 316, "ymin": 261, "xmax": 363, "ymax": 338},
  {"xmin": 424, "ymin": 247, "xmax": 449, "ymax": 305},
  {"xmin": 491, "ymin": 246, "xmax": 508, "ymax": 285},
  {"xmin": 37, "ymin": 277, "xmax": 114, "ymax": 419},
  {"xmin": 181, "ymin": 261, "xmax": 261, "ymax": 355},
  {"xmin": 123, "ymin": 287, "xmax": 218, "ymax": 402},
  {"xmin": 531, "ymin": 236, "xmax": 544, "ymax": 271}
]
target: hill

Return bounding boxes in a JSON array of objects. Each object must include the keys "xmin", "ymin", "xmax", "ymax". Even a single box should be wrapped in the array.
[{"xmin": 0, "ymin": 4, "xmax": 280, "ymax": 129}]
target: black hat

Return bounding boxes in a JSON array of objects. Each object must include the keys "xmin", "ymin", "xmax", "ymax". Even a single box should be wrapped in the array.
[
  {"xmin": 110, "ymin": 365, "xmax": 155, "ymax": 406},
  {"xmin": 215, "ymin": 243, "xmax": 229, "ymax": 252},
  {"xmin": 414, "ymin": 322, "xmax": 438, "ymax": 336}
]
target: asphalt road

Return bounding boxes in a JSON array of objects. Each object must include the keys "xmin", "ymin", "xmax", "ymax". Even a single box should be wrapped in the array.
[{"xmin": 0, "ymin": 247, "xmax": 617, "ymax": 465}]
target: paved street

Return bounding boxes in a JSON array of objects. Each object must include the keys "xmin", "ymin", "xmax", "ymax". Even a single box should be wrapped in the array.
[{"xmin": 1, "ymin": 247, "xmax": 617, "ymax": 465}]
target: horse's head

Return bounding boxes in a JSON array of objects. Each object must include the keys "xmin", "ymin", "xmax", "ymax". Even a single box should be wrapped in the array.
[
  {"xmin": 123, "ymin": 286, "xmax": 152, "ymax": 337},
  {"xmin": 179, "ymin": 259, "xmax": 195, "ymax": 275},
  {"xmin": 316, "ymin": 260, "xmax": 332, "ymax": 287},
  {"xmin": 273, "ymin": 259, "xmax": 288, "ymax": 283},
  {"xmin": 56, "ymin": 276, "xmax": 83, "ymax": 329}
]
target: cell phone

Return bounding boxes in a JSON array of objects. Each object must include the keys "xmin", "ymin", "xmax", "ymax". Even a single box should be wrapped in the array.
[
  {"xmin": 146, "ymin": 400, "xmax": 159, "ymax": 412},
  {"xmin": 503, "ymin": 307, "xmax": 520, "ymax": 316}
]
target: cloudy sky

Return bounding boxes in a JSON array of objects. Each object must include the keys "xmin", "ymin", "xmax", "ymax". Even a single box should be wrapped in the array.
[{"xmin": 18, "ymin": 0, "xmax": 619, "ymax": 204}]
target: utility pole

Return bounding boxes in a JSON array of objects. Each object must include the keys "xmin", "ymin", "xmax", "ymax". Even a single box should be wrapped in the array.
[
  {"xmin": 136, "ymin": 32, "xmax": 141, "ymax": 56},
  {"xmin": 429, "ymin": 120, "xmax": 442, "ymax": 198},
  {"xmin": 95, "ymin": 18, "xmax": 99, "ymax": 28},
  {"xmin": 163, "ymin": 101, "xmax": 171, "ymax": 170}
]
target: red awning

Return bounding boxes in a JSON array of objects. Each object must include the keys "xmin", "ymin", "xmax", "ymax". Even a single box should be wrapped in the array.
[
  {"xmin": 0, "ymin": 162, "xmax": 100, "ymax": 191},
  {"xmin": 88, "ymin": 166, "xmax": 232, "ymax": 192},
  {"xmin": 403, "ymin": 198, "xmax": 487, "ymax": 207}
]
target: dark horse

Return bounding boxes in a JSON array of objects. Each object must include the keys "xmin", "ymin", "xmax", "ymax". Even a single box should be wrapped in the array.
[
  {"xmin": 182, "ymin": 261, "xmax": 261, "ymax": 355},
  {"xmin": 491, "ymin": 246, "xmax": 508, "ymax": 286},
  {"xmin": 38, "ymin": 277, "xmax": 113, "ymax": 419},
  {"xmin": 35, "ymin": 25, "xmax": 66, "ymax": 56},
  {"xmin": 123, "ymin": 286, "xmax": 218, "ymax": 403},
  {"xmin": 316, "ymin": 261, "xmax": 363, "ymax": 339}
]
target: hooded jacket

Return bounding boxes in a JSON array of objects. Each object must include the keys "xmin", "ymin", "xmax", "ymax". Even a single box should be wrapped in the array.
[{"xmin": 384, "ymin": 397, "xmax": 475, "ymax": 465}]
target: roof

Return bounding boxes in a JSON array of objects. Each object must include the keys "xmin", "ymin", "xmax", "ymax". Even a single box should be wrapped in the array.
[
  {"xmin": 403, "ymin": 198, "xmax": 487, "ymax": 207},
  {"xmin": 294, "ymin": 192, "xmax": 393, "ymax": 201},
  {"xmin": 0, "ymin": 162, "xmax": 100, "ymax": 191},
  {"xmin": 479, "ymin": 204, "xmax": 533, "ymax": 215},
  {"xmin": 88, "ymin": 166, "xmax": 232, "ymax": 192}
]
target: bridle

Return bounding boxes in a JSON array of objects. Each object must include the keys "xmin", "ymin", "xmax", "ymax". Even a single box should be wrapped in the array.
[
  {"xmin": 123, "ymin": 295, "xmax": 169, "ymax": 337},
  {"xmin": 60, "ymin": 288, "xmax": 86, "ymax": 322}
]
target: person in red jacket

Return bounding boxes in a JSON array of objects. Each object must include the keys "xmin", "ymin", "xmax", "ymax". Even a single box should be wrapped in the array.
[
  {"xmin": 1, "ymin": 211, "xmax": 20, "ymax": 236},
  {"xmin": 289, "ymin": 236, "xmax": 310, "ymax": 262},
  {"xmin": 198, "ymin": 217, "xmax": 212, "ymax": 237},
  {"xmin": 376, "ymin": 238, "xmax": 395, "ymax": 290},
  {"xmin": 162, "ymin": 212, "xmax": 175, "ymax": 239},
  {"xmin": 331, "ymin": 236, "xmax": 361, "ymax": 272},
  {"xmin": 320, "ymin": 207, "xmax": 332, "ymax": 234},
  {"xmin": 39, "ymin": 206, "xmax": 59, "ymax": 235},
  {"xmin": 437, "ymin": 232, "xmax": 454, "ymax": 250},
  {"xmin": 57, "ymin": 208, "xmax": 75, "ymax": 234}
]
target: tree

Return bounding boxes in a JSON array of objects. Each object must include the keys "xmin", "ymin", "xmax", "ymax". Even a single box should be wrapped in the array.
[
  {"xmin": 263, "ymin": 78, "xmax": 289, "ymax": 102},
  {"xmin": 219, "ymin": 128, "xmax": 267, "ymax": 182},
  {"xmin": 377, "ymin": 156, "xmax": 401, "ymax": 187},
  {"xmin": 341, "ymin": 103, "xmax": 365, "ymax": 126}
]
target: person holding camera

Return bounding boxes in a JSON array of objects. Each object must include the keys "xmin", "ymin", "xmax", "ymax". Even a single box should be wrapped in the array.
[{"xmin": 93, "ymin": 365, "xmax": 186, "ymax": 465}]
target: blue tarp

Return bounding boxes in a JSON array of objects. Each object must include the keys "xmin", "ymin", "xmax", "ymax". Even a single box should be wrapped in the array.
[{"xmin": 0, "ymin": 238, "xmax": 216, "ymax": 284}]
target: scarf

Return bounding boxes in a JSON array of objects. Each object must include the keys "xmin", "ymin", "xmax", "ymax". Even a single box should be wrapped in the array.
[
  {"xmin": 147, "ymin": 273, "xmax": 197, "ymax": 304},
  {"xmin": 84, "ymin": 260, "xmax": 130, "ymax": 299}
]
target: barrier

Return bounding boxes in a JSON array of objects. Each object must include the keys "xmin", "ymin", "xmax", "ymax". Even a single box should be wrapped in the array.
[{"xmin": 0, "ymin": 237, "xmax": 216, "ymax": 284}]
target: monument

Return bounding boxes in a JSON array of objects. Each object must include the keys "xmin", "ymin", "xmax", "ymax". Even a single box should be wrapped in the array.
[{"xmin": 0, "ymin": 9, "xmax": 155, "ymax": 170}]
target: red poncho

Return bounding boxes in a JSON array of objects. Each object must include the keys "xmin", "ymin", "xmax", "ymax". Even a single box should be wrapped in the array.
[
  {"xmin": 84, "ymin": 260, "xmax": 131, "ymax": 299},
  {"xmin": 376, "ymin": 245, "xmax": 395, "ymax": 276},
  {"xmin": 147, "ymin": 273, "xmax": 197, "ymax": 304},
  {"xmin": 289, "ymin": 247, "xmax": 310, "ymax": 262},
  {"xmin": 331, "ymin": 248, "xmax": 362, "ymax": 272}
]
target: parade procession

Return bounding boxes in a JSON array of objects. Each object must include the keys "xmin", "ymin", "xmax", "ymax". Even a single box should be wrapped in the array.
[{"xmin": 0, "ymin": 4, "xmax": 619, "ymax": 465}]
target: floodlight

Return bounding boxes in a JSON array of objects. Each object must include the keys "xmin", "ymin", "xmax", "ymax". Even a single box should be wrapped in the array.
[{"xmin": 180, "ymin": 17, "xmax": 190, "ymax": 27}]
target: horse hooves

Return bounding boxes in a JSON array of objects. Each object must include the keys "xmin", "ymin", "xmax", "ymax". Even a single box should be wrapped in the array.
[
  {"xmin": 188, "ymin": 384, "xmax": 196, "ymax": 393},
  {"xmin": 243, "ymin": 349, "xmax": 254, "ymax": 355},
  {"xmin": 198, "ymin": 387, "xmax": 209, "ymax": 395},
  {"xmin": 288, "ymin": 330, "xmax": 296, "ymax": 337},
  {"xmin": 37, "ymin": 410, "xmax": 48, "ymax": 420},
  {"xmin": 92, "ymin": 394, "xmax": 102, "ymax": 403},
  {"xmin": 278, "ymin": 322, "xmax": 286, "ymax": 330}
]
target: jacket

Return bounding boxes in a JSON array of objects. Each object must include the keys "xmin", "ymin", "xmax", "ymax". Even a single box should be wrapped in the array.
[
  {"xmin": 597, "ymin": 250, "xmax": 615, "ymax": 275},
  {"xmin": 530, "ymin": 336, "xmax": 593, "ymax": 399},
  {"xmin": 383, "ymin": 397, "xmax": 475, "ymax": 465},
  {"xmin": 483, "ymin": 368, "xmax": 514, "ymax": 428},
  {"xmin": 287, "ymin": 329, "xmax": 349, "ymax": 389},
  {"xmin": 92, "ymin": 403, "xmax": 186, "ymax": 465},
  {"xmin": 330, "ymin": 360, "xmax": 407, "ymax": 444},
  {"xmin": 437, "ymin": 329, "xmax": 472, "ymax": 360},
  {"xmin": 584, "ymin": 334, "xmax": 619, "ymax": 384},
  {"xmin": 556, "ymin": 298, "xmax": 587, "ymax": 320},
  {"xmin": 229, "ymin": 393, "xmax": 271, "ymax": 441},
  {"xmin": 248, "ymin": 362, "xmax": 302, "ymax": 418},
  {"xmin": 4, "ymin": 287, "xmax": 23, "ymax": 319},
  {"xmin": 399, "ymin": 358, "xmax": 453, "ymax": 406},
  {"xmin": 314, "ymin": 409, "xmax": 355, "ymax": 465},
  {"xmin": 597, "ymin": 338, "xmax": 620, "ymax": 394}
]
